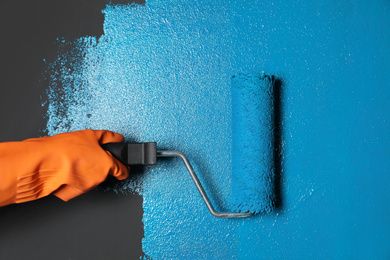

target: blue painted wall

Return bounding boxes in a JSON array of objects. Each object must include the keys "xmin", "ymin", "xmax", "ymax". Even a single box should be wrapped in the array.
[{"xmin": 45, "ymin": 0, "xmax": 390, "ymax": 259}]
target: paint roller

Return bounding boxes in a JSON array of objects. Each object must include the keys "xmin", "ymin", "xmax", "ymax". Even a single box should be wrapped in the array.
[
  {"xmin": 102, "ymin": 73, "xmax": 275, "ymax": 218},
  {"xmin": 231, "ymin": 73, "xmax": 275, "ymax": 214}
]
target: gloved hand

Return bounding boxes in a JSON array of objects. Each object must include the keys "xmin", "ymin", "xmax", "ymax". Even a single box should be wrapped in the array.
[{"xmin": 0, "ymin": 129, "xmax": 129, "ymax": 207}]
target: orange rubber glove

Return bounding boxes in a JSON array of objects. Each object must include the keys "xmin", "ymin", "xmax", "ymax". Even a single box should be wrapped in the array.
[{"xmin": 0, "ymin": 129, "xmax": 129, "ymax": 207}]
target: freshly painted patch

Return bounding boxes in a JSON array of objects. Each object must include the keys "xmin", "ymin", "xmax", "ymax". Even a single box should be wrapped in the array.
[{"xmin": 44, "ymin": 0, "xmax": 390, "ymax": 259}]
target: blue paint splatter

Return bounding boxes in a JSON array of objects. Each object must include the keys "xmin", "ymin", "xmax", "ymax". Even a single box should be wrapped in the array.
[{"xmin": 44, "ymin": 0, "xmax": 390, "ymax": 259}]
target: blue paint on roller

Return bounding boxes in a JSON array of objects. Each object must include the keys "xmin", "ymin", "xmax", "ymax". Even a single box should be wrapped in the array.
[{"xmin": 231, "ymin": 73, "xmax": 275, "ymax": 214}]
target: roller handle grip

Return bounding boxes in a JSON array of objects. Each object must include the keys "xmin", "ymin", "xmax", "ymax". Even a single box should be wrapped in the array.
[{"xmin": 102, "ymin": 142, "xmax": 157, "ymax": 165}]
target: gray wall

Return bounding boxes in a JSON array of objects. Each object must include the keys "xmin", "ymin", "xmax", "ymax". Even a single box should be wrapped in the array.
[{"xmin": 0, "ymin": 1, "xmax": 144, "ymax": 259}]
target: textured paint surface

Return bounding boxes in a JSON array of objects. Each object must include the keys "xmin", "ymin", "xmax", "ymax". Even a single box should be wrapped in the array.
[
  {"xmin": 43, "ymin": 0, "xmax": 390, "ymax": 259},
  {"xmin": 231, "ymin": 74, "xmax": 275, "ymax": 214}
]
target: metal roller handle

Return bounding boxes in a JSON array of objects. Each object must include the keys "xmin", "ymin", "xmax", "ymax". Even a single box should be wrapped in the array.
[
  {"xmin": 157, "ymin": 151, "xmax": 252, "ymax": 218},
  {"xmin": 102, "ymin": 142, "xmax": 252, "ymax": 218}
]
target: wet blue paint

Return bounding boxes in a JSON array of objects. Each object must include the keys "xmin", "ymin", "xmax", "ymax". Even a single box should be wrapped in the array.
[{"xmin": 44, "ymin": 0, "xmax": 390, "ymax": 259}]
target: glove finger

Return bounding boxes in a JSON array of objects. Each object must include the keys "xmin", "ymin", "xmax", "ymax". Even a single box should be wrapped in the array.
[
  {"xmin": 93, "ymin": 130, "xmax": 124, "ymax": 145},
  {"xmin": 109, "ymin": 156, "xmax": 130, "ymax": 180}
]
